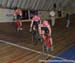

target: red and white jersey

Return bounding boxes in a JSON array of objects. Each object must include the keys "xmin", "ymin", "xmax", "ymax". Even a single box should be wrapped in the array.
[
  {"xmin": 32, "ymin": 15, "xmax": 41, "ymax": 22},
  {"xmin": 13, "ymin": 9, "xmax": 22, "ymax": 16},
  {"xmin": 43, "ymin": 20, "xmax": 49, "ymax": 27}
]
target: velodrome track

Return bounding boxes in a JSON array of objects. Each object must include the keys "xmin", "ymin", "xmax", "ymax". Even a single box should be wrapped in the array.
[{"xmin": 0, "ymin": 15, "xmax": 75, "ymax": 63}]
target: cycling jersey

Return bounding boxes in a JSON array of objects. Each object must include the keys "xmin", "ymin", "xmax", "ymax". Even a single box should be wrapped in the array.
[
  {"xmin": 13, "ymin": 9, "xmax": 22, "ymax": 20},
  {"xmin": 43, "ymin": 20, "xmax": 49, "ymax": 27},
  {"xmin": 32, "ymin": 15, "xmax": 41, "ymax": 30},
  {"xmin": 41, "ymin": 20, "xmax": 49, "ymax": 33},
  {"xmin": 32, "ymin": 16, "xmax": 41, "ymax": 21}
]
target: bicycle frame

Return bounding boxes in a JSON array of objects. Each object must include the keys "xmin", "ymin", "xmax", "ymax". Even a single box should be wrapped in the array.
[{"xmin": 32, "ymin": 29, "xmax": 41, "ymax": 45}]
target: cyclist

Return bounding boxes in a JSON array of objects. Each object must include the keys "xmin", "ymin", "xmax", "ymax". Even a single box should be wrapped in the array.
[
  {"xmin": 30, "ymin": 15, "xmax": 42, "ymax": 44},
  {"xmin": 40, "ymin": 20, "xmax": 53, "ymax": 51},
  {"xmin": 13, "ymin": 8, "xmax": 23, "ymax": 31},
  {"xmin": 30, "ymin": 15, "xmax": 41, "ymax": 33}
]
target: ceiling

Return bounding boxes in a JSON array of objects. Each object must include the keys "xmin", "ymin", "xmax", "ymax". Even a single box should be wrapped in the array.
[{"xmin": 0, "ymin": 0, "xmax": 75, "ymax": 10}]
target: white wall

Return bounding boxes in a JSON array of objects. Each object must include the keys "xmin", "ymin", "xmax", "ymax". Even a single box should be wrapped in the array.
[
  {"xmin": 38, "ymin": 10, "xmax": 66, "ymax": 20},
  {"xmin": 38, "ymin": 11, "xmax": 50, "ymax": 20},
  {"xmin": 0, "ymin": 8, "xmax": 74, "ymax": 22},
  {"xmin": 0, "ymin": 8, "xmax": 51, "ymax": 22},
  {"xmin": 0, "ymin": 8, "xmax": 14, "ymax": 22}
]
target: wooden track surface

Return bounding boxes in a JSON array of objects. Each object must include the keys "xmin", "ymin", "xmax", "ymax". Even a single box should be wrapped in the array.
[{"xmin": 0, "ymin": 16, "xmax": 75, "ymax": 63}]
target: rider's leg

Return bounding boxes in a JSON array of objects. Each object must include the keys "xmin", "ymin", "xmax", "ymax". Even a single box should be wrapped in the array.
[
  {"xmin": 19, "ymin": 21, "xmax": 23, "ymax": 31},
  {"xmin": 49, "ymin": 37, "xmax": 53, "ymax": 46},
  {"xmin": 49, "ymin": 37, "xmax": 54, "ymax": 51},
  {"xmin": 41, "ymin": 30, "xmax": 47, "ymax": 52},
  {"xmin": 38, "ymin": 25, "xmax": 42, "ymax": 40},
  {"xmin": 16, "ymin": 20, "xmax": 20, "ymax": 31}
]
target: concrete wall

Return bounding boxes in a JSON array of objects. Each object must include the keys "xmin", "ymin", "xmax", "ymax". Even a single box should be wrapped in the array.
[{"xmin": 38, "ymin": 11, "xmax": 50, "ymax": 20}]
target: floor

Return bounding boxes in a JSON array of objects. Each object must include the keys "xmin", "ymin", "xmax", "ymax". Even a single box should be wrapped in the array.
[{"xmin": 0, "ymin": 17, "xmax": 75, "ymax": 63}]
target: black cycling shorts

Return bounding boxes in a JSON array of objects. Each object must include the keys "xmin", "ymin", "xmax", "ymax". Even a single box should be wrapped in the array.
[
  {"xmin": 16, "ymin": 14, "xmax": 21, "ymax": 20},
  {"xmin": 41, "ymin": 27, "xmax": 49, "ymax": 34}
]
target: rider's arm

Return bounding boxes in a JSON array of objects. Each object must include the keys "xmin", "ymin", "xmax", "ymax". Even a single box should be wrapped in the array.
[
  {"xmin": 30, "ymin": 20, "xmax": 34, "ymax": 32},
  {"xmin": 38, "ymin": 24, "xmax": 42, "ymax": 35},
  {"xmin": 48, "ymin": 25, "xmax": 53, "ymax": 46},
  {"xmin": 13, "ymin": 11, "xmax": 16, "ymax": 20},
  {"xmin": 19, "ymin": 9, "xmax": 22, "ymax": 17},
  {"xmin": 30, "ymin": 20, "xmax": 33, "ymax": 28},
  {"xmin": 48, "ymin": 25, "xmax": 52, "ymax": 36}
]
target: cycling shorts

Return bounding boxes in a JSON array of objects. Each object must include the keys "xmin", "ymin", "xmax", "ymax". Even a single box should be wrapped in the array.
[
  {"xmin": 16, "ymin": 14, "xmax": 21, "ymax": 20},
  {"xmin": 41, "ymin": 27, "xmax": 49, "ymax": 34}
]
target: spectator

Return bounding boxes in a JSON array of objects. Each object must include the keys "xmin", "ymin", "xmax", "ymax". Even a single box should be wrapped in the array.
[
  {"xmin": 66, "ymin": 13, "xmax": 70, "ymax": 28},
  {"xmin": 49, "ymin": 10, "xmax": 56, "ymax": 27}
]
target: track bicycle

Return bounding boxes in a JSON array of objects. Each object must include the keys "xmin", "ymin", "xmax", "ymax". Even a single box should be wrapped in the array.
[{"xmin": 31, "ymin": 27, "xmax": 42, "ymax": 45}]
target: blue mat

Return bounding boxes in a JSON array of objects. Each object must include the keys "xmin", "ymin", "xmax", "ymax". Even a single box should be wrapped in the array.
[{"xmin": 48, "ymin": 45, "xmax": 75, "ymax": 63}]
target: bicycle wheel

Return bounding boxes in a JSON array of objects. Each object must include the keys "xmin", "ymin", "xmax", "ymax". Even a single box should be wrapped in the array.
[{"xmin": 32, "ymin": 30, "xmax": 38, "ymax": 45}]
